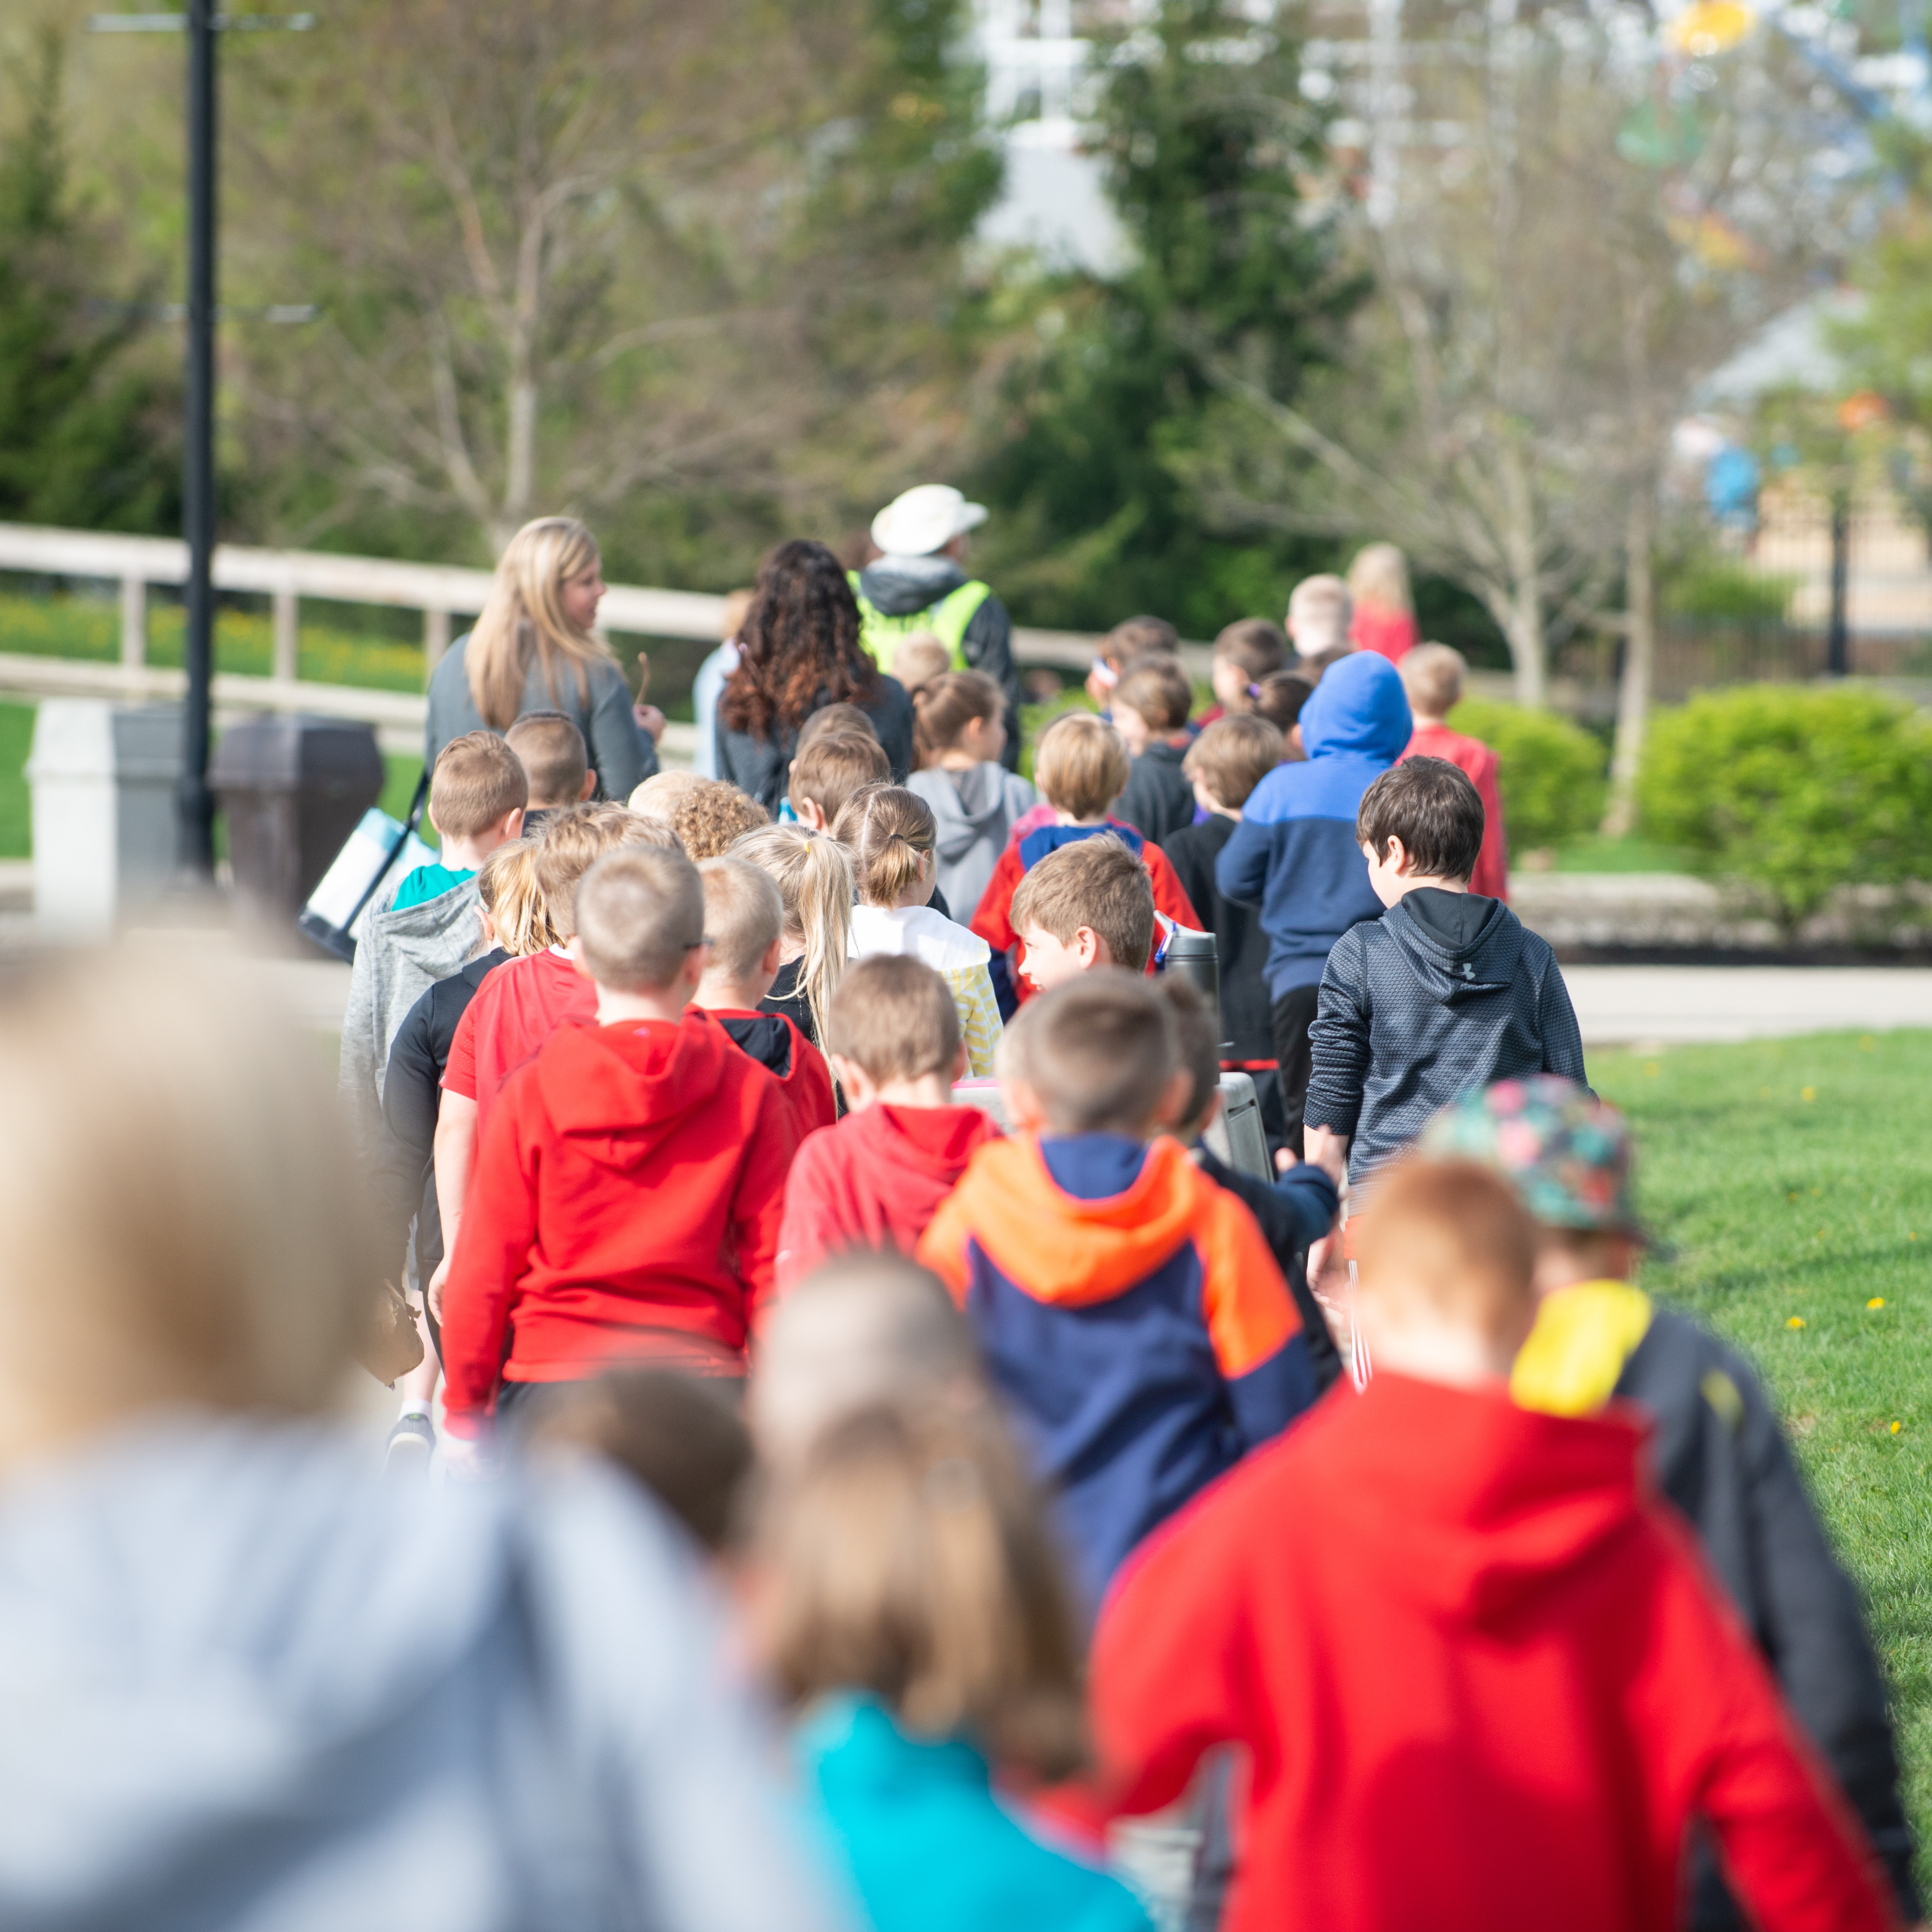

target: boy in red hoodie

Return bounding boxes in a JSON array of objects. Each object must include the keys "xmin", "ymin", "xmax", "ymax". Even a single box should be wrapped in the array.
[
  {"xmin": 775, "ymin": 955, "xmax": 997, "ymax": 1291},
  {"xmin": 694, "ymin": 856, "xmax": 835, "ymax": 1147},
  {"xmin": 439, "ymin": 846, "xmax": 796, "ymax": 1447},
  {"xmin": 1398, "ymin": 642, "xmax": 1509, "ymax": 900},
  {"xmin": 1090, "ymin": 1156, "xmax": 1898, "ymax": 1932}
]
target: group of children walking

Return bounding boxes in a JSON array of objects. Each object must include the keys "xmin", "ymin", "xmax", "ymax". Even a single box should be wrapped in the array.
[{"xmin": 326, "ymin": 526, "xmax": 1918, "ymax": 1932}]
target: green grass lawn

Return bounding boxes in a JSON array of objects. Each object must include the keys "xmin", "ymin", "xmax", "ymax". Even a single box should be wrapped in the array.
[{"xmin": 1600, "ymin": 1029, "xmax": 1932, "ymax": 1873}]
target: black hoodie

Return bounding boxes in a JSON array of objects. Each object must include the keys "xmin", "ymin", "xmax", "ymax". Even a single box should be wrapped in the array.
[{"xmin": 1304, "ymin": 887, "xmax": 1587, "ymax": 1180}]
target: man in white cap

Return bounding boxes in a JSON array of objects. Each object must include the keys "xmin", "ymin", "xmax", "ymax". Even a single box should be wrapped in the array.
[{"xmin": 851, "ymin": 484, "xmax": 1020, "ymax": 769}]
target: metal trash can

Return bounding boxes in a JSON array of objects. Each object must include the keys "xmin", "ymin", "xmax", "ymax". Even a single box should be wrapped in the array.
[
  {"xmin": 210, "ymin": 715, "xmax": 385, "ymax": 933},
  {"xmin": 26, "ymin": 699, "xmax": 183, "ymax": 940}
]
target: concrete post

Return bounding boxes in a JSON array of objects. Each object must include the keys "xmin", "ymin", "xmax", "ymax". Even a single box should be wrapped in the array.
[
  {"xmin": 272, "ymin": 584, "xmax": 299, "ymax": 683},
  {"xmin": 119, "ymin": 575, "xmax": 147, "ymax": 668}
]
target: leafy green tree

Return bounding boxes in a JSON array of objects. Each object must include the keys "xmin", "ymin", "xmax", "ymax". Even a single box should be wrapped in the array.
[{"xmin": 0, "ymin": 31, "xmax": 178, "ymax": 534}]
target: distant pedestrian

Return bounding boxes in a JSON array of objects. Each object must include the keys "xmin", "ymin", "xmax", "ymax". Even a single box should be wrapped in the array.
[
  {"xmin": 1285, "ymin": 573, "xmax": 1355, "ymax": 679},
  {"xmin": 1346, "ymin": 541, "xmax": 1419, "ymax": 663},
  {"xmin": 1399, "ymin": 641, "xmax": 1509, "ymax": 901}
]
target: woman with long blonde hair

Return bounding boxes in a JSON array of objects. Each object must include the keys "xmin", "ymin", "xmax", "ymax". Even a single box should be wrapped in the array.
[
  {"xmin": 425, "ymin": 515, "xmax": 660, "ymax": 801},
  {"xmin": 1344, "ymin": 541, "xmax": 1419, "ymax": 664}
]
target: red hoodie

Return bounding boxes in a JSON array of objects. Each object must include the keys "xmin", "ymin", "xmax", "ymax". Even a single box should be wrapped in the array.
[
  {"xmin": 442, "ymin": 948, "xmax": 594, "ymax": 1134},
  {"xmin": 1092, "ymin": 1375, "xmax": 1895, "ymax": 1932},
  {"xmin": 1404, "ymin": 721, "xmax": 1510, "ymax": 901},
  {"xmin": 710, "ymin": 1008, "xmax": 837, "ymax": 1148},
  {"xmin": 776, "ymin": 1102, "xmax": 1000, "ymax": 1292},
  {"xmin": 440, "ymin": 1008, "xmax": 795, "ymax": 1431}
]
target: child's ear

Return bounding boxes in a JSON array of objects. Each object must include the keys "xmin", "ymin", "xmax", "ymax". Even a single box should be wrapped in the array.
[
  {"xmin": 1002, "ymin": 1077, "xmax": 1046, "ymax": 1133},
  {"xmin": 564, "ymin": 933, "xmax": 589, "ymax": 976},
  {"xmin": 951, "ymin": 1040, "xmax": 970, "ymax": 1083},
  {"xmin": 578, "ymin": 770, "xmax": 597, "ymax": 801},
  {"xmin": 426, "ymin": 803, "xmax": 443, "ymax": 838},
  {"xmin": 761, "ymin": 934, "xmax": 784, "ymax": 977},
  {"xmin": 1154, "ymin": 1066, "xmax": 1196, "ymax": 1130},
  {"xmin": 503, "ymin": 807, "xmax": 525, "ymax": 840}
]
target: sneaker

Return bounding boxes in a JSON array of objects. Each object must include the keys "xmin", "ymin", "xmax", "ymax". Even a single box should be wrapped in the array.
[{"xmin": 386, "ymin": 1412, "xmax": 436, "ymax": 1479}]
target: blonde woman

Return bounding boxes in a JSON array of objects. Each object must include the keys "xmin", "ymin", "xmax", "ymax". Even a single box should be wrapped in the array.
[
  {"xmin": 1345, "ymin": 541, "xmax": 1419, "ymax": 664},
  {"xmin": 426, "ymin": 515, "xmax": 659, "ymax": 801}
]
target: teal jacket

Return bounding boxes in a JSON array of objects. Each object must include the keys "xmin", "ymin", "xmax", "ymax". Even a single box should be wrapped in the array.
[{"xmin": 797, "ymin": 1696, "xmax": 1152, "ymax": 1932}]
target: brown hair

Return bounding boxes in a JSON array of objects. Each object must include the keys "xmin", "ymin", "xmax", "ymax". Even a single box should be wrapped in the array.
[
  {"xmin": 1287, "ymin": 574, "xmax": 1352, "ymax": 660},
  {"xmin": 891, "ymin": 632, "xmax": 953, "ymax": 695},
  {"xmin": 670, "ymin": 778, "xmax": 770, "ymax": 860},
  {"xmin": 525, "ymin": 1369, "xmax": 753, "ymax": 1554},
  {"xmin": 797, "ymin": 702, "xmax": 880, "ymax": 751},
  {"xmin": 464, "ymin": 516, "xmax": 614, "ymax": 730},
  {"xmin": 826, "ymin": 954, "xmax": 961, "ymax": 1086},
  {"xmin": 1105, "ymin": 614, "xmax": 1180, "ymax": 661},
  {"xmin": 1400, "ymin": 641, "xmax": 1466, "ymax": 721},
  {"xmin": 730, "ymin": 824, "xmax": 854, "ymax": 1044},
  {"xmin": 1112, "ymin": 654, "xmax": 1194, "ymax": 735},
  {"xmin": 1032, "ymin": 712, "xmax": 1130, "ymax": 820},
  {"xmin": 912, "ymin": 671, "xmax": 1002, "ymax": 767},
  {"xmin": 1354, "ymin": 1156, "xmax": 1536, "ymax": 1336},
  {"xmin": 530, "ymin": 802, "xmax": 679, "ymax": 946},
  {"xmin": 574, "ymin": 844, "xmax": 706, "ymax": 991},
  {"xmin": 1212, "ymin": 617, "xmax": 1288, "ymax": 686},
  {"xmin": 757, "ymin": 1403, "xmax": 1086, "ymax": 1779},
  {"xmin": 1004, "ymin": 970, "xmax": 1177, "ymax": 1135},
  {"xmin": 1153, "ymin": 972, "xmax": 1220, "ymax": 1135},
  {"xmin": 1252, "ymin": 670, "xmax": 1315, "ymax": 735},
  {"xmin": 1357, "ymin": 757, "xmax": 1484, "ymax": 882},
  {"xmin": 834, "ymin": 785, "xmax": 937, "ymax": 909},
  {"xmin": 1009, "ymin": 835, "xmax": 1155, "ymax": 975},
  {"xmin": 1183, "ymin": 714, "xmax": 1283, "ymax": 811},
  {"xmin": 719, "ymin": 540, "xmax": 880, "ymax": 741},
  {"xmin": 791, "ymin": 731, "xmax": 891, "ymax": 825},
  {"xmin": 698, "ymin": 857, "xmax": 785, "ymax": 984},
  {"xmin": 504, "ymin": 710, "xmax": 589, "ymax": 810},
  {"xmin": 429, "ymin": 730, "xmax": 528, "ymax": 841}
]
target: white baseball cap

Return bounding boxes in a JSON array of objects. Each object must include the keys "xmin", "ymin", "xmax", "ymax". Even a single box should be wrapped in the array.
[{"xmin": 869, "ymin": 484, "xmax": 988, "ymax": 558}]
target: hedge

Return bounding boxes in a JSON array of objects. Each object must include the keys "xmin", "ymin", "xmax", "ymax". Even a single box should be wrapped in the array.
[{"xmin": 1448, "ymin": 699, "xmax": 1607, "ymax": 855}]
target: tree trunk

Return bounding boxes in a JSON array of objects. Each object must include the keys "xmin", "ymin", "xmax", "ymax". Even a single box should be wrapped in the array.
[
  {"xmin": 1602, "ymin": 483, "xmax": 1654, "ymax": 836},
  {"xmin": 1505, "ymin": 574, "xmax": 1547, "ymax": 706}
]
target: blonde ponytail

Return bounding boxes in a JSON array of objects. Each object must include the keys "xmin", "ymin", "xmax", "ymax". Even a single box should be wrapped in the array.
[
  {"xmin": 832, "ymin": 785, "xmax": 937, "ymax": 910},
  {"xmin": 730, "ymin": 824, "xmax": 853, "ymax": 1045}
]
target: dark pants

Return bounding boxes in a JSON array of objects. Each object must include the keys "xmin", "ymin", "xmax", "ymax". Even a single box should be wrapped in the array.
[{"xmin": 1269, "ymin": 983, "xmax": 1322, "ymax": 1159}]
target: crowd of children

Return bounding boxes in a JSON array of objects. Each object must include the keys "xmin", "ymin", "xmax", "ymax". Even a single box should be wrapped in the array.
[{"xmin": 9, "ymin": 510, "xmax": 1911, "ymax": 1931}]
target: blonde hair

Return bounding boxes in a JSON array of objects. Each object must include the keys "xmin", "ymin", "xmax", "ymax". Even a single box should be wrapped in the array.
[
  {"xmin": 1399, "ymin": 641, "xmax": 1466, "ymax": 720},
  {"xmin": 698, "ymin": 857, "xmax": 785, "ymax": 983},
  {"xmin": 891, "ymin": 631, "xmax": 953, "ymax": 695},
  {"xmin": 1347, "ymin": 541, "xmax": 1414, "ymax": 617},
  {"xmin": 730, "ymin": 824, "xmax": 853, "ymax": 1044},
  {"xmin": 833, "ymin": 785, "xmax": 937, "ymax": 909},
  {"xmin": 574, "ymin": 846, "xmax": 705, "ymax": 992},
  {"xmin": 825, "ymin": 954, "xmax": 961, "ymax": 1085},
  {"xmin": 1287, "ymin": 574, "xmax": 1353, "ymax": 658},
  {"xmin": 628, "ymin": 769, "xmax": 704, "ymax": 821},
  {"xmin": 529, "ymin": 802, "xmax": 679, "ymax": 947},
  {"xmin": 464, "ymin": 516, "xmax": 616, "ymax": 730},
  {"xmin": 756, "ymin": 1402, "xmax": 1086, "ymax": 1780},
  {"xmin": 1183, "ymin": 714, "xmax": 1284, "ymax": 810},
  {"xmin": 476, "ymin": 838, "xmax": 544, "ymax": 956},
  {"xmin": 430, "ymin": 730, "xmax": 528, "ymax": 840},
  {"xmin": 0, "ymin": 945, "xmax": 378, "ymax": 1457},
  {"xmin": 669, "ymin": 778, "xmax": 769, "ymax": 860},
  {"xmin": 1004, "ymin": 970, "xmax": 1177, "ymax": 1135},
  {"xmin": 1032, "ymin": 712, "xmax": 1130, "ymax": 820},
  {"xmin": 1355, "ymin": 1157, "xmax": 1537, "ymax": 1338},
  {"xmin": 503, "ymin": 710, "xmax": 588, "ymax": 809},
  {"xmin": 1008, "ymin": 834, "xmax": 1155, "ymax": 975}
]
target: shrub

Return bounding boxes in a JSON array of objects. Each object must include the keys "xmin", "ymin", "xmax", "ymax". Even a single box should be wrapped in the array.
[
  {"xmin": 1449, "ymin": 699, "xmax": 1607, "ymax": 854},
  {"xmin": 1660, "ymin": 556, "xmax": 1797, "ymax": 625},
  {"xmin": 1637, "ymin": 685, "xmax": 1932, "ymax": 928}
]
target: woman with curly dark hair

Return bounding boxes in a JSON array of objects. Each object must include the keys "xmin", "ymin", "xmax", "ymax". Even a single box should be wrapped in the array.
[{"xmin": 716, "ymin": 540, "xmax": 915, "ymax": 814}]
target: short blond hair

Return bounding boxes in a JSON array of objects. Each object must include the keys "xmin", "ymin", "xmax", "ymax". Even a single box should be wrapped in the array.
[
  {"xmin": 430, "ymin": 730, "xmax": 528, "ymax": 840},
  {"xmin": 1005, "ymin": 969, "xmax": 1176, "ymax": 1135},
  {"xmin": 1355, "ymin": 1157, "xmax": 1537, "ymax": 1338},
  {"xmin": 791, "ymin": 731, "xmax": 891, "ymax": 826},
  {"xmin": 534, "ymin": 804, "xmax": 681, "ymax": 946},
  {"xmin": 1287, "ymin": 574, "xmax": 1352, "ymax": 658},
  {"xmin": 1009, "ymin": 834, "xmax": 1154, "ymax": 975},
  {"xmin": 825, "ymin": 953, "xmax": 961, "ymax": 1085},
  {"xmin": 833, "ymin": 784, "xmax": 937, "ymax": 908},
  {"xmin": 698, "ymin": 856, "xmax": 784, "ymax": 982},
  {"xmin": 891, "ymin": 631, "xmax": 952, "ymax": 694},
  {"xmin": 1032, "ymin": 712, "xmax": 1130, "ymax": 820},
  {"xmin": 1183, "ymin": 714, "xmax": 1283, "ymax": 810},
  {"xmin": 628, "ymin": 769, "xmax": 704, "ymax": 821},
  {"xmin": 670, "ymin": 778, "xmax": 769, "ymax": 860},
  {"xmin": 1400, "ymin": 641, "xmax": 1466, "ymax": 720},
  {"xmin": 574, "ymin": 845, "xmax": 706, "ymax": 992},
  {"xmin": 503, "ymin": 711, "xmax": 588, "ymax": 810}
]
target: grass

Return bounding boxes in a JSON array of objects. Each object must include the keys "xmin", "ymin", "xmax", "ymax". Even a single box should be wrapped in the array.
[
  {"xmin": 1550, "ymin": 832, "xmax": 1694, "ymax": 874},
  {"xmin": 1600, "ymin": 1029, "xmax": 1932, "ymax": 1871}
]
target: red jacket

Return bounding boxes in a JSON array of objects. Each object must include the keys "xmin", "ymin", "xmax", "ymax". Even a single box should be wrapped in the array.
[
  {"xmin": 710, "ymin": 1007, "xmax": 837, "ymax": 1148},
  {"xmin": 777, "ymin": 1102, "xmax": 1000, "ymax": 1293},
  {"xmin": 442, "ymin": 948, "xmax": 595, "ymax": 1134},
  {"xmin": 1092, "ymin": 1374, "xmax": 1895, "ymax": 1932},
  {"xmin": 440, "ymin": 1010, "xmax": 795, "ymax": 1430},
  {"xmin": 1404, "ymin": 722, "xmax": 1510, "ymax": 901},
  {"xmin": 970, "ymin": 823, "xmax": 1203, "ymax": 1006},
  {"xmin": 1348, "ymin": 606, "xmax": 1419, "ymax": 663}
]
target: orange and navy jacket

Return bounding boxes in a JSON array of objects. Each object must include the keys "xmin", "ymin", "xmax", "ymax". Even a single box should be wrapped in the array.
[{"xmin": 919, "ymin": 1131, "xmax": 1315, "ymax": 1609}]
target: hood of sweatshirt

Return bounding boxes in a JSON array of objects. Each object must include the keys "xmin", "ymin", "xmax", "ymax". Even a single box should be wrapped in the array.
[
  {"xmin": 857, "ymin": 553, "xmax": 969, "ymax": 617},
  {"xmin": 1299, "ymin": 651, "xmax": 1414, "ymax": 763},
  {"xmin": 534, "ymin": 1009, "xmax": 734, "ymax": 1171},
  {"xmin": 946, "ymin": 1135, "xmax": 1207, "ymax": 1303},
  {"xmin": 371, "ymin": 872, "xmax": 485, "ymax": 980},
  {"xmin": 1384, "ymin": 888, "xmax": 1522, "ymax": 1002},
  {"xmin": 716, "ymin": 1011, "xmax": 796, "ymax": 1081},
  {"xmin": 863, "ymin": 1103, "xmax": 998, "ymax": 1182},
  {"xmin": 1320, "ymin": 1374, "xmax": 1648, "ymax": 1627},
  {"xmin": 911, "ymin": 765, "xmax": 1031, "ymax": 860}
]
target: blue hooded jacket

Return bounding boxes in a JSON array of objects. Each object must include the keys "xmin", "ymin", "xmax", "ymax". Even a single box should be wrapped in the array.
[{"xmin": 1214, "ymin": 653, "xmax": 1413, "ymax": 997}]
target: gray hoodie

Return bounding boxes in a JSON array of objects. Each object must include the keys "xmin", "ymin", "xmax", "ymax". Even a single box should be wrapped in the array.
[
  {"xmin": 338, "ymin": 872, "xmax": 485, "ymax": 1164},
  {"xmin": 0, "ymin": 1416, "xmax": 851, "ymax": 1932},
  {"xmin": 907, "ymin": 764, "xmax": 1036, "ymax": 923}
]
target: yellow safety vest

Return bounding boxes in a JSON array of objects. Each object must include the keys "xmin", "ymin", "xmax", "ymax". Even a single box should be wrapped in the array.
[{"xmin": 848, "ymin": 572, "xmax": 993, "ymax": 671}]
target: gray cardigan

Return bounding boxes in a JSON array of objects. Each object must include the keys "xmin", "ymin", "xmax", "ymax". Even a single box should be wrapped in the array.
[{"xmin": 425, "ymin": 634, "xmax": 658, "ymax": 802}]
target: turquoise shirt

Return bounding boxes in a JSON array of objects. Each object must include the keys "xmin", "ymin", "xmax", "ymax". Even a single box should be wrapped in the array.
[
  {"xmin": 796, "ymin": 1696, "xmax": 1152, "ymax": 1932},
  {"xmin": 390, "ymin": 862, "xmax": 475, "ymax": 911}
]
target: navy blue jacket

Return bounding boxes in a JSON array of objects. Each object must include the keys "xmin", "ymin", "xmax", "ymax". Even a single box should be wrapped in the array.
[{"xmin": 1215, "ymin": 653, "xmax": 1412, "ymax": 997}]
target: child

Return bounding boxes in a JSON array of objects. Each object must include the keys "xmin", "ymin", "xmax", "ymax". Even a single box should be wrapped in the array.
[
  {"xmin": 1164, "ymin": 715, "xmax": 1286, "ymax": 1122},
  {"xmin": 1399, "ymin": 640, "xmax": 1510, "ymax": 900},
  {"xmin": 789, "ymin": 729, "xmax": 891, "ymax": 832},
  {"xmin": 1285, "ymin": 572, "xmax": 1354, "ymax": 678},
  {"xmin": 776, "ymin": 955, "xmax": 998, "ymax": 1291},
  {"xmin": 907, "ymin": 670, "xmax": 1036, "ymax": 919},
  {"xmin": 890, "ymin": 629, "xmax": 953, "ymax": 696},
  {"xmin": 971, "ymin": 712, "xmax": 1200, "ymax": 1010},
  {"xmin": 1346, "ymin": 539, "xmax": 1419, "ymax": 663},
  {"xmin": 440, "ymin": 845, "xmax": 797, "ymax": 1439},
  {"xmin": 627, "ymin": 767, "xmax": 704, "ymax": 822},
  {"xmin": 1089, "ymin": 1156, "xmax": 1895, "ymax": 1932},
  {"xmin": 835, "ymin": 785, "xmax": 1003, "ymax": 1078},
  {"xmin": 1085, "ymin": 615, "xmax": 1177, "ymax": 710},
  {"xmin": 1200, "ymin": 617, "xmax": 1288, "ymax": 726},
  {"xmin": 918, "ymin": 973, "xmax": 1315, "ymax": 1610},
  {"xmin": 1302, "ymin": 756, "xmax": 1585, "ymax": 1190},
  {"xmin": 1421, "ymin": 1078, "xmax": 1921, "ymax": 1929},
  {"xmin": 1215, "ymin": 649, "xmax": 1412, "ymax": 1154},
  {"xmin": 339, "ymin": 729, "xmax": 527, "ymax": 1161},
  {"xmin": 730, "ymin": 822, "xmax": 854, "ymax": 1046},
  {"xmin": 755, "ymin": 1404, "xmax": 1154, "ymax": 1932},
  {"xmin": 1008, "ymin": 836, "xmax": 1155, "ymax": 995},
  {"xmin": 1109, "ymin": 653, "xmax": 1199, "ymax": 845},
  {"xmin": 1252, "ymin": 668, "xmax": 1315, "ymax": 740},
  {"xmin": 695, "ymin": 857, "xmax": 836, "ymax": 1145},
  {"xmin": 504, "ymin": 708, "xmax": 595, "ymax": 834},
  {"xmin": 667, "ymin": 776, "xmax": 769, "ymax": 858}
]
